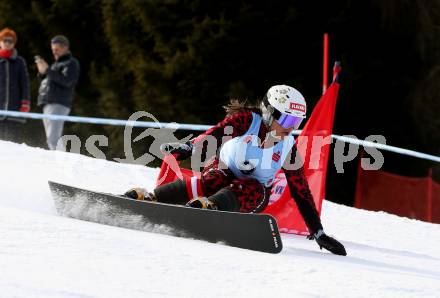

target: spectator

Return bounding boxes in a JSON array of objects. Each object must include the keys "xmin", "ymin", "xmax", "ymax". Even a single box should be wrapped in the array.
[
  {"xmin": 35, "ymin": 35, "xmax": 79, "ymax": 150},
  {"xmin": 0, "ymin": 27, "xmax": 31, "ymax": 143}
]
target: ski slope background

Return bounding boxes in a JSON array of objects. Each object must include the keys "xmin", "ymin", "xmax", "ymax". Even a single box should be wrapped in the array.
[{"xmin": 0, "ymin": 140, "xmax": 439, "ymax": 298}]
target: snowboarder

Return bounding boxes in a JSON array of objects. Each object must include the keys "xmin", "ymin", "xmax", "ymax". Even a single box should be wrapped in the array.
[{"xmin": 126, "ymin": 85, "xmax": 347, "ymax": 256}]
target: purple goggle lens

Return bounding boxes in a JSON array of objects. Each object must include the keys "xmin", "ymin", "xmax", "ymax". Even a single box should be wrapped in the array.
[{"xmin": 276, "ymin": 114, "xmax": 303, "ymax": 129}]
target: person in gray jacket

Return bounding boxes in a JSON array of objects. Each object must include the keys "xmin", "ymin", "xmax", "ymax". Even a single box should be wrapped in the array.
[
  {"xmin": 0, "ymin": 28, "xmax": 31, "ymax": 143},
  {"xmin": 36, "ymin": 35, "xmax": 79, "ymax": 150}
]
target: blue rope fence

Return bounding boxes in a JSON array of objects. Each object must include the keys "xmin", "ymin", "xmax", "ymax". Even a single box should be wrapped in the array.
[{"xmin": 1, "ymin": 110, "xmax": 439, "ymax": 163}]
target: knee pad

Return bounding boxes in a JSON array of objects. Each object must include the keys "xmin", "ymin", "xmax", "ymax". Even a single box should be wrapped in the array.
[{"xmin": 228, "ymin": 178, "xmax": 269, "ymax": 213}]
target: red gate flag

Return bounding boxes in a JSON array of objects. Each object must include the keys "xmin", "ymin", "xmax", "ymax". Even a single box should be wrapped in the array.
[{"xmin": 264, "ymin": 63, "xmax": 341, "ymax": 234}]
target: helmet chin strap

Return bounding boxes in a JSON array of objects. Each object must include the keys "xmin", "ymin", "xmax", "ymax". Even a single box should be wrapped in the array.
[
  {"xmin": 261, "ymin": 102, "xmax": 289, "ymax": 141},
  {"xmin": 260, "ymin": 102, "xmax": 274, "ymax": 128}
]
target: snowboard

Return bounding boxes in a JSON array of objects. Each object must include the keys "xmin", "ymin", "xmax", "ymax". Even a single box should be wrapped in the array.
[{"xmin": 48, "ymin": 181, "xmax": 283, "ymax": 254}]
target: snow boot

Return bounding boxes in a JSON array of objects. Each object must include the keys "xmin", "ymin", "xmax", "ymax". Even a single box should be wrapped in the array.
[
  {"xmin": 124, "ymin": 188, "xmax": 157, "ymax": 201},
  {"xmin": 186, "ymin": 197, "xmax": 218, "ymax": 210},
  {"xmin": 186, "ymin": 188, "xmax": 238, "ymax": 211}
]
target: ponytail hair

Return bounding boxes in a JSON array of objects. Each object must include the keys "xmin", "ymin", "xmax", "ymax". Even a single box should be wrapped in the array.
[{"xmin": 223, "ymin": 98, "xmax": 261, "ymax": 116}]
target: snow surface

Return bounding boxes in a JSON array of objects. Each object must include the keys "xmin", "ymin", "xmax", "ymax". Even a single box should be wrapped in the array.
[{"xmin": 0, "ymin": 140, "xmax": 439, "ymax": 298}]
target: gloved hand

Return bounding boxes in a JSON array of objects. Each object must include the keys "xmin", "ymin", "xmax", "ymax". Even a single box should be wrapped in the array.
[
  {"xmin": 309, "ymin": 229, "xmax": 347, "ymax": 256},
  {"xmin": 20, "ymin": 100, "xmax": 30, "ymax": 112},
  {"xmin": 160, "ymin": 141, "xmax": 193, "ymax": 161}
]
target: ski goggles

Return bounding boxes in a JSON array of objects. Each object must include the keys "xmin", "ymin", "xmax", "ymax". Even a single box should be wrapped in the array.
[{"xmin": 275, "ymin": 114, "xmax": 304, "ymax": 129}]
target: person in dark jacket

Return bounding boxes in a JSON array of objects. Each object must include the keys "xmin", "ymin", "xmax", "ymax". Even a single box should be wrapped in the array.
[
  {"xmin": 35, "ymin": 35, "xmax": 79, "ymax": 150},
  {"xmin": 0, "ymin": 28, "xmax": 31, "ymax": 143}
]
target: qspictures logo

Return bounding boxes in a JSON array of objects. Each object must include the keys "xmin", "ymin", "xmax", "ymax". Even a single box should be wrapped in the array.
[{"xmin": 57, "ymin": 111, "xmax": 386, "ymax": 179}]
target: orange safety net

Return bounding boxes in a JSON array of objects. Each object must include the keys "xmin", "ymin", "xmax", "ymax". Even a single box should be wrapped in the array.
[{"xmin": 355, "ymin": 167, "xmax": 440, "ymax": 223}]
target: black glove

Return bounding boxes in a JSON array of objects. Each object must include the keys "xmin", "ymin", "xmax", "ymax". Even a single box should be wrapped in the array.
[
  {"xmin": 160, "ymin": 141, "xmax": 193, "ymax": 161},
  {"xmin": 310, "ymin": 230, "xmax": 347, "ymax": 256}
]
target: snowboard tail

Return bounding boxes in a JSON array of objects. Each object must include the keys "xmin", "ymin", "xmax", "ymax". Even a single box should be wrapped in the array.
[{"xmin": 48, "ymin": 181, "xmax": 283, "ymax": 254}]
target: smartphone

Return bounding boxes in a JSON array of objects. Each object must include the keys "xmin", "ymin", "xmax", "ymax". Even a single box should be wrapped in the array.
[{"xmin": 34, "ymin": 55, "xmax": 41, "ymax": 61}]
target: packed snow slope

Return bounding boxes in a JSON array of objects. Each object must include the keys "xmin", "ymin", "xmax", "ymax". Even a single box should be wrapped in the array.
[{"xmin": 0, "ymin": 140, "xmax": 439, "ymax": 298}]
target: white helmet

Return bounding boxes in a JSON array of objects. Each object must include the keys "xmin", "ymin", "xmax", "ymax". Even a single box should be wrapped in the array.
[{"xmin": 261, "ymin": 84, "xmax": 307, "ymax": 129}]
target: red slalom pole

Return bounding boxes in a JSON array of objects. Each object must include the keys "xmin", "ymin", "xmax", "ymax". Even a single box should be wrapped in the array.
[{"xmin": 323, "ymin": 33, "xmax": 329, "ymax": 94}]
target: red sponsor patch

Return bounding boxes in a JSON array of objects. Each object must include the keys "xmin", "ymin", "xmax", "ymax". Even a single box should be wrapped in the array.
[
  {"xmin": 272, "ymin": 151, "xmax": 281, "ymax": 162},
  {"xmin": 289, "ymin": 103, "xmax": 306, "ymax": 113}
]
